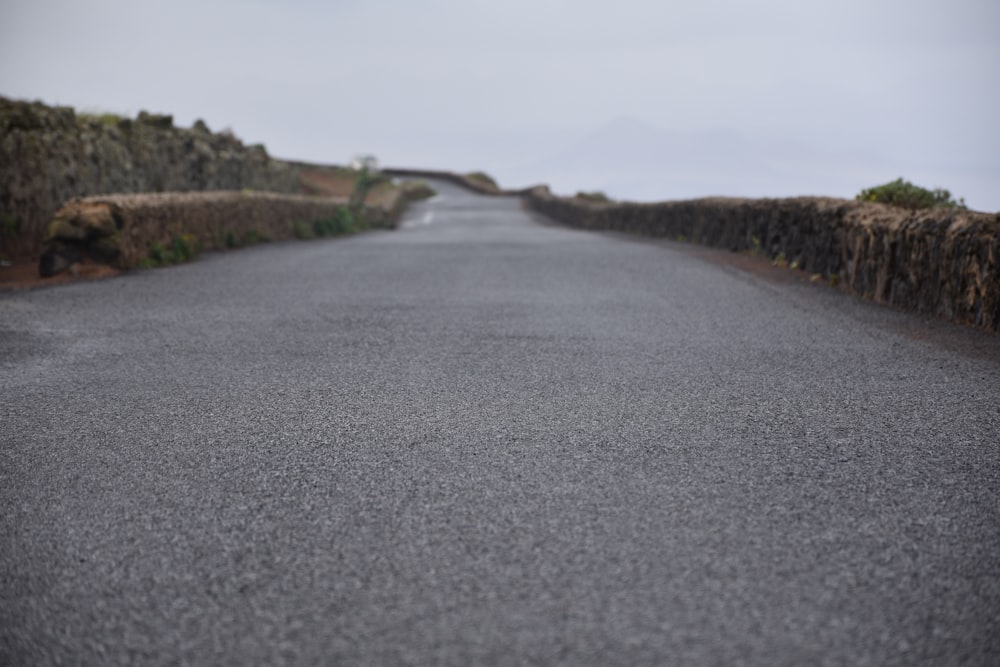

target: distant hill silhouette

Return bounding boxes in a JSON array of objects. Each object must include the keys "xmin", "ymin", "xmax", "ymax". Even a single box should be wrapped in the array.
[{"xmin": 500, "ymin": 116, "xmax": 891, "ymax": 203}]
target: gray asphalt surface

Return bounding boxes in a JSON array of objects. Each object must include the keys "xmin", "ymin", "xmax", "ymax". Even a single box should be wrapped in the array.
[{"xmin": 2, "ymin": 180, "xmax": 999, "ymax": 666}]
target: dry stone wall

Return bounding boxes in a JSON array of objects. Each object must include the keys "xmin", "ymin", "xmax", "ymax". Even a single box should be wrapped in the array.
[
  {"xmin": 524, "ymin": 187, "xmax": 1000, "ymax": 331},
  {"xmin": 6, "ymin": 93, "xmax": 995, "ymax": 331},
  {"xmin": 39, "ymin": 189, "xmax": 405, "ymax": 276},
  {"xmin": 1, "ymin": 96, "xmax": 301, "ymax": 258}
]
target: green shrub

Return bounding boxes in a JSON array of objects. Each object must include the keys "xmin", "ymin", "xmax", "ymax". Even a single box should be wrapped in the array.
[
  {"xmin": 576, "ymin": 190, "xmax": 610, "ymax": 203},
  {"xmin": 241, "ymin": 229, "xmax": 270, "ymax": 245},
  {"xmin": 337, "ymin": 205, "xmax": 358, "ymax": 233},
  {"xmin": 77, "ymin": 110, "xmax": 125, "ymax": 126},
  {"xmin": 402, "ymin": 181, "xmax": 436, "ymax": 201},
  {"xmin": 1, "ymin": 216, "xmax": 20, "ymax": 238},
  {"xmin": 348, "ymin": 168, "xmax": 375, "ymax": 216},
  {"xmin": 293, "ymin": 220, "xmax": 314, "ymax": 239},
  {"xmin": 313, "ymin": 206, "xmax": 357, "ymax": 237},
  {"xmin": 856, "ymin": 178, "xmax": 966, "ymax": 210},
  {"xmin": 465, "ymin": 171, "xmax": 499, "ymax": 189},
  {"xmin": 312, "ymin": 218, "xmax": 333, "ymax": 237},
  {"xmin": 144, "ymin": 233, "xmax": 200, "ymax": 267},
  {"xmin": 148, "ymin": 241, "xmax": 168, "ymax": 264},
  {"xmin": 170, "ymin": 233, "xmax": 199, "ymax": 262}
]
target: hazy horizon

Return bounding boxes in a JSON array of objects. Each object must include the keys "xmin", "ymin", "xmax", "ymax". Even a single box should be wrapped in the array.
[{"xmin": 2, "ymin": 0, "xmax": 997, "ymax": 210}]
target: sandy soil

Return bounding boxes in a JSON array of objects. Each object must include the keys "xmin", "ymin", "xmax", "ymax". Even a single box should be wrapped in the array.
[
  {"xmin": 0, "ymin": 259, "xmax": 121, "ymax": 290},
  {"xmin": 299, "ymin": 169, "xmax": 356, "ymax": 197}
]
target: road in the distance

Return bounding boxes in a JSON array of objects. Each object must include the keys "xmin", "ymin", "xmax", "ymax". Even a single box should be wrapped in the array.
[{"xmin": 2, "ymin": 180, "xmax": 999, "ymax": 666}]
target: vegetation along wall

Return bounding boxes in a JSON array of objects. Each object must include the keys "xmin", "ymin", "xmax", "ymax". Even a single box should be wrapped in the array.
[
  {"xmin": 524, "ymin": 186, "xmax": 1000, "ymax": 331},
  {"xmin": 0, "ymin": 96, "xmax": 302, "ymax": 258},
  {"xmin": 39, "ymin": 188, "xmax": 410, "ymax": 276}
]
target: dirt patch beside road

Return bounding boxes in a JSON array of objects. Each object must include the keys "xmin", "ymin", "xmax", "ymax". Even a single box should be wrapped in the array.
[{"xmin": 1, "ymin": 259, "xmax": 121, "ymax": 289}]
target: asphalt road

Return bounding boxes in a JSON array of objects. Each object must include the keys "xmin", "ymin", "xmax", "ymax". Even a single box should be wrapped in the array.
[{"xmin": 2, "ymin": 181, "xmax": 999, "ymax": 666}]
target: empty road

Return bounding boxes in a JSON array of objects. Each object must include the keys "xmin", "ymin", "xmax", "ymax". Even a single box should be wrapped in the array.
[{"xmin": 2, "ymin": 181, "xmax": 999, "ymax": 665}]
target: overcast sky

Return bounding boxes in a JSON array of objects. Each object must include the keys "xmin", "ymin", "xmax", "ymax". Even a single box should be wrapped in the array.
[{"xmin": 2, "ymin": 0, "xmax": 998, "ymax": 209}]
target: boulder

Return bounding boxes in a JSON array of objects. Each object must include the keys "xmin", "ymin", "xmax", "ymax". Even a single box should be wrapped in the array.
[
  {"xmin": 38, "ymin": 201, "xmax": 123, "ymax": 276},
  {"xmin": 38, "ymin": 240, "xmax": 80, "ymax": 277}
]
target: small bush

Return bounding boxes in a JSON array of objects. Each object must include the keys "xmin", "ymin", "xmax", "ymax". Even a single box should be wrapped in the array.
[
  {"xmin": 576, "ymin": 190, "xmax": 610, "ymax": 203},
  {"xmin": 465, "ymin": 171, "xmax": 499, "ymax": 189},
  {"xmin": 78, "ymin": 110, "xmax": 125, "ymax": 126},
  {"xmin": 170, "ymin": 233, "xmax": 199, "ymax": 262},
  {"xmin": 349, "ymin": 169, "xmax": 378, "ymax": 216},
  {"xmin": 224, "ymin": 230, "xmax": 241, "ymax": 248},
  {"xmin": 241, "ymin": 229, "xmax": 270, "ymax": 245},
  {"xmin": 336, "ymin": 205, "xmax": 356, "ymax": 233},
  {"xmin": 857, "ymin": 178, "xmax": 966, "ymax": 210},
  {"xmin": 293, "ymin": 221, "xmax": 314, "ymax": 239},
  {"xmin": 144, "ymin": 233, "xmax": 200, "ymax": 267},
  {"xmin": 313, "ymin": 218, "xmax": 334, "ymax": 237},
  {"xmin": 1, "ymin": 216, "xmax": 20, "ymax": 238},
  {"xmin": 148, "ymin": 241, "xmax": 168, "ymax": 264},
  {"xmin": 313, "ymin": 206, "xmax": 357, "ymax": 237},
  {"xmin": 402, "ymin": 181, "xmax": 436, "ymax": 201}
]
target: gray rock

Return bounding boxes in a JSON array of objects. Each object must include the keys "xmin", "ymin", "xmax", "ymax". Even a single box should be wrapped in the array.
[{"xmin": 38, "ymin": 240, "xmax": 80, "ymax": 277}]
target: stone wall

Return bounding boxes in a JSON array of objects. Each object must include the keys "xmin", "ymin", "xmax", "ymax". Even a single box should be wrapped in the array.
[
  {"xmin": 524, "ymin": 187, "xmax": 1000, "ymax": 331},
  {"xmin": 6, "ymin": 94, "xmax": 995, "ymax": 331},
  {"xmin": 0, "ymin": 96, "xmax": 302, "ymax": 258},
  {"xmin": 39, "ymin": 189, "xmax": 407, "ymax": 276}
]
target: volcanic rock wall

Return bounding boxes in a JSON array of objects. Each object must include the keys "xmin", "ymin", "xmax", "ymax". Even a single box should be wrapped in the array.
[
  {"xmin": 524, "ymin": 187, "xmax": 1000, "ymax": 331},
  {"xmin": 0, "ymin": 96, "xmax": 301, "ymax": 258},
  {"xmin": 40, "ymin": 189, "xmax": 407, "ymax": 276}
]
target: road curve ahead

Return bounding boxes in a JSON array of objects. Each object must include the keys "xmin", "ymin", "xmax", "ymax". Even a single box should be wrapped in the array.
[{"xmin": 2, "ymin": 180, "xmax": 999, "ymax": 666}]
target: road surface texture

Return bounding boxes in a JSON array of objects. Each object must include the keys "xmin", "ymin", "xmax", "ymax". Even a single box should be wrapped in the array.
[{"xmin": 2, "ymin": 181, "xmax": 999, "ymax": 666}]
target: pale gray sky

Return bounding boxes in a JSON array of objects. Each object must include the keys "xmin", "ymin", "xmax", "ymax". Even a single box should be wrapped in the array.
[{"xmin": 2, "ymin": 0, "xmax": 998, "ymax": 209}]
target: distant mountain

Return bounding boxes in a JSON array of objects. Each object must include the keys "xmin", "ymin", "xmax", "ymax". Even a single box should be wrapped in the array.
[{"xmin": 499, "ymin": 117, "xmax": 892, "ymax": 202}]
